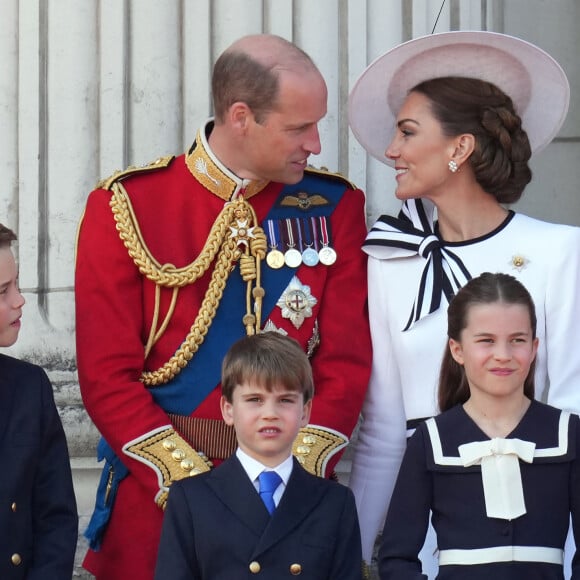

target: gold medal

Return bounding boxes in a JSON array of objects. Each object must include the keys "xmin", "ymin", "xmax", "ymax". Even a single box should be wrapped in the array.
[
  {"xmin": 266, "ymin": 249, "xmax": 285, "ymax": 269},
  {"xmin": 265, "ymin": 219, "xmax": 286, "ymax": 269}
]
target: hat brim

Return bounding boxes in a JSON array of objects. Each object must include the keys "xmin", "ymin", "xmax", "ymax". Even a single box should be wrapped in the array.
[{"xmin": 348, "ymin": 31, "xmax": 570, "ymax": 166}]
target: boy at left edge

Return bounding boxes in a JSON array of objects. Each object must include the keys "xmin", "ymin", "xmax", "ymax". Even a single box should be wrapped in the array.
[{"xmin": 0, "ymin": 222, "xmax": 78, "ymax": 579}]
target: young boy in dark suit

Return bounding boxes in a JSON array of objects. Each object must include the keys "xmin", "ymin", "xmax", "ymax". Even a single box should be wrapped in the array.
[
  {"xmin": 154, "ymin": 332, "xmax": 363, "ymax": 579},
  {"xmin": 0, "ymin": 223, "xmax": 78, "ymax": 579}
]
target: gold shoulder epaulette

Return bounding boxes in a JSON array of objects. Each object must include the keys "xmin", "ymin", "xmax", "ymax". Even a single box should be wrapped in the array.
[
  {"xmin": 305, "ymin": 165, "xmax": 358, "ymax": 190},
  {"xmin": 292, "ymin": 425, "xmax": 348, "ymax": 477},
  {"xmin": 96, "ymin": 155, "xmax": 175, "ymax": 191}
]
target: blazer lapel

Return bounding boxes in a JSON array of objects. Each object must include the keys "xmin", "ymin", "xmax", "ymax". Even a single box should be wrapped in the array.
[
  {"xmin": 207, "ymin": 455, "xmax": 271, "ymax": 537},
  {"xmin": 252, "ymin": 458, "xmax": 327, "ymax": 556}
]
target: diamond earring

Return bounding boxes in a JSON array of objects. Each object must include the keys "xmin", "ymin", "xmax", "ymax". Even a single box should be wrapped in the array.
[{"xmin": 448, "ymin": 160, "xmax": 459, "ymax": 173}]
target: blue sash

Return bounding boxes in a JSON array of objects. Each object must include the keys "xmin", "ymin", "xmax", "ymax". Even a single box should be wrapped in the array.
[{"xmin": 149, "ymin": 172, "xmax": 347, "ymax": 413}]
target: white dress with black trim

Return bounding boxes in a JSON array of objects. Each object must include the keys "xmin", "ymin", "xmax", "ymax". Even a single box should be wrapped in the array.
[
  {"xmin": 349, "ymin": 199, "xmax": 580, "ymax": 564},
  {"xmin": 378, "ymin": 401, "xmax": 580, "ymax": 580}
]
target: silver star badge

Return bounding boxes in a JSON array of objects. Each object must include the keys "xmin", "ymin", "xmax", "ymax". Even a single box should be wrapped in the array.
[
  {"xmin": 276, "ymin": 276, "xmax": 317, "ymax": 329},
  {"xmin": 262, "ymin": 320, "xmax": 289, "ymax": 336}
]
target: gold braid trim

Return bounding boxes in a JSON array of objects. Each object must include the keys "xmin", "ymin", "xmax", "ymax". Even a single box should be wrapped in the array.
[
  {"xmin": 123, "ymin": 427, "xmax": 213, "ymax": 510},
  {"xmin": 292, "ymin": 425, "xmax": 349, "ymax": 477},
  {"xmin": 110, "ymin": 181, "xmax": 236, "ymax": 287},
  {"xmin": 109, "ymin": 183, "xmax": 267, "ymax": 386}
]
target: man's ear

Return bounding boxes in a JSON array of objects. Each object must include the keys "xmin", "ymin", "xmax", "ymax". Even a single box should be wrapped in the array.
[
  {"xmin": 220, "ymin": 395, "xmax": 234, "ymax": 426},
  {"xmin": 228, "ymin": 102, "xmax": 253, "ymax": 134}
]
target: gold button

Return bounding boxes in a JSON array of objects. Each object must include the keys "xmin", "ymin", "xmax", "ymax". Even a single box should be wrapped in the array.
[
  {"xmin": 11, "ymin": 502, "xmax": 17, "ymax": 512},
  {"xmin": 11, "ymin": 553, "xmax": 22, "ymax": 566},
  {"xmin": 249, "ymin": 560, "xmax": 261, "ymax": 573},
  {"xmin": 303, "ymin": 435, "xmax": 316, "ymax": 445},
  {"xmin": 180, "ymin": 459, "xmax": 194, "ymax": 471},
  {"xmin": 163, "ymin": 439, "xmax": 176, "ymax": 451},
  {"xmin": 296, "ymin": 445, "xmax": 311, "ymax": 455},
  {"xmin": 172, "ymin": 449, "xmax": 186, "ymax": 461},
  {"xmin": 290, "ymin": 563, "xmax": 302, "ymax": 575}
]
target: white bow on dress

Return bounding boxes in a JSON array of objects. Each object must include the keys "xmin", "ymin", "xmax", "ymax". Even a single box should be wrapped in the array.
[{"xmin": 459, "ymin": 438, "xmax": 536, "ymax": 520}]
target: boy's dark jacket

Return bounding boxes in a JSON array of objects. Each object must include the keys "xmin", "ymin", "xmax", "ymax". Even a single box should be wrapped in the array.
[
  {"xmin": 0, "ymin": 354, "xmax": 78, "ymax": 579},
  {"xmin": 155, "ymin": 454, "xmax": 363, "ymax": 579}
]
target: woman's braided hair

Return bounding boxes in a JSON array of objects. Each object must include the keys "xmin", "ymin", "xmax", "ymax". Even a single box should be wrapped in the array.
[{"xmin": 413, "ymin": 76, "xmax": 532, "ymax": 203}]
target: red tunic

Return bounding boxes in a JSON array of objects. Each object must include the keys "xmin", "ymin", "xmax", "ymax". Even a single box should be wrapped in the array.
[{"xmin": 75, "ymin": 134, "xmax": 371, "ymax": 579}]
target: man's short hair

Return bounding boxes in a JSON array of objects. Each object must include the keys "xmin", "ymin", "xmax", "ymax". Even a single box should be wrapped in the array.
[{"xmin": 212, "ymin": 35, "xmax": 317, "ymax": 123}]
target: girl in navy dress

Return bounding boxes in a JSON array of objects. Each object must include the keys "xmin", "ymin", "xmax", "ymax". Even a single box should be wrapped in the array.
[{"xmin": 379, "ymin": 272, "xmax": 579, "ymax": 579}]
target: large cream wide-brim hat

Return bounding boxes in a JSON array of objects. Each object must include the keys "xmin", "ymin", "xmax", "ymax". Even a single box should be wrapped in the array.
[{"xmin": 348, "ymin": 30, "xmax": 570, "ymax": 166}]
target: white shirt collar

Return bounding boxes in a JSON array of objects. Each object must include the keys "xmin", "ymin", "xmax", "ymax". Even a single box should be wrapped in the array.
[{"xmin": 236, "ymin": 447, "xmax": 294, "ymax": 487}]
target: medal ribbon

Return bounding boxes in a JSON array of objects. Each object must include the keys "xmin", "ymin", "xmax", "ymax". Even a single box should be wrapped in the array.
[
  {"xmin": 296, "ymin": 218, "xmax": 305, "ymax": 252},
  {"xmin": 266, "ymin": 219, "xmax": 280, "ymax": 250},
  {"xmin": 301, "ymin": 218, "xmax": 312, "ymax": 249},
  {"xmin": 285, "ymin": 218, "xmax": 296, "ymax": 250},
  {"xmin": 310, "ymin": 217, "xmax": 320, "ymax": 251},
  {"xmin": 319, "ymin": 216, "xmax": 331, "ymax": 248}
]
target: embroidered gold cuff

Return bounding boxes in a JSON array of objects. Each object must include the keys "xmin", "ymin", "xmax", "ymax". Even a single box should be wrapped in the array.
[
  {"xmin": 292, "ymin": 425, "xmax": 348, "ymax": 477},
  {"xmin": 124, "ymin": 427, "xmax": 213, "ymax": 508}
]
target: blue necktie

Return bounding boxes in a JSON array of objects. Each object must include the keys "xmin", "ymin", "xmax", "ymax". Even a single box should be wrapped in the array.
[{"xmin": 258, "ymin": 471, "xmax": 282, "ymax": 515}]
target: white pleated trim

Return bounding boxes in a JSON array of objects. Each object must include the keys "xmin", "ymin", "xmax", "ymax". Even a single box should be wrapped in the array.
[
  {"xmin": 426, "ymin": 411, "xmax": 570, "ymax": 467},
  {"xmin": 439, "ymin": 545, "xmax": 563, "ymax": 566}
]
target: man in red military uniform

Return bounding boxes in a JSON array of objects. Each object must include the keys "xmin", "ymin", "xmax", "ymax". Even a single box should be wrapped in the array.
[{"xmin": 75, "ymin": 34, "xmax": 371, "ymax": 579}]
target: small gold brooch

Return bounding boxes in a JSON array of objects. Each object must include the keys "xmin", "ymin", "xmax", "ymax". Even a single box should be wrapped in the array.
[{"xmin": 510, "ymin": 254, "xmax": 529, "ymax": 271}]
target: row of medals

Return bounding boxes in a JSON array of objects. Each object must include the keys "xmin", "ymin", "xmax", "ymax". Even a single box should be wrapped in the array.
[
  {"xmin": 264, "ymin": 217, "xmax": 337, "ymax": 269},
  {"xmin": 266, "ymin": 244, "xmax": 337, "ymax": 269}
]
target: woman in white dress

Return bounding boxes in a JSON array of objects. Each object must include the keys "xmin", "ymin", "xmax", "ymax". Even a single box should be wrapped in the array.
[{"xmin": 347, "ymin": 31, "xmax": 580, "ymax": 579}]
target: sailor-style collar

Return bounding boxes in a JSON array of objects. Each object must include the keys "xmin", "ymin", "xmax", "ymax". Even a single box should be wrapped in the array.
[
  {"xmin": 185, "ymin": 119, "xmax": 269, "ymax": 201},
  {"xmin": 425, "ymin": 403, "xmax": 572, "ymax": 468},
  {"xmin": 424, "ymin": 403, "xmax": 573, "ymax": 521}
]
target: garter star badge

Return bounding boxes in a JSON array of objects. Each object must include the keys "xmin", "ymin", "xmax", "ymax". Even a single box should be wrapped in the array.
[{"xmin": 277, "ymin": 276, "xmax": 317, "ymax": 329}]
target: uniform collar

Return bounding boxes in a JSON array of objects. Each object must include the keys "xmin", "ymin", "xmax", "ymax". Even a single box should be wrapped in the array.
[{"xmin": 185, "ymin": 119, "xmax": 270, "ymax": 201}]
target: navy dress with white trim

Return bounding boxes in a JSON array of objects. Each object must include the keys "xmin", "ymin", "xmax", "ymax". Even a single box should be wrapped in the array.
[{"xmin": 378, "ymin": 400, "xmax": 580, "ymax": 579}]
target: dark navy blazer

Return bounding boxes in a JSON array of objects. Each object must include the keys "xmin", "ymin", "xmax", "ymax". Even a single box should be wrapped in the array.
[
  {"xmin": 155, "ymin": 455, "xmax": 363, "ymax": 579},
  {"xmin": 0, "ymin": 354, "xmax": 78, "ymax": 579}
]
